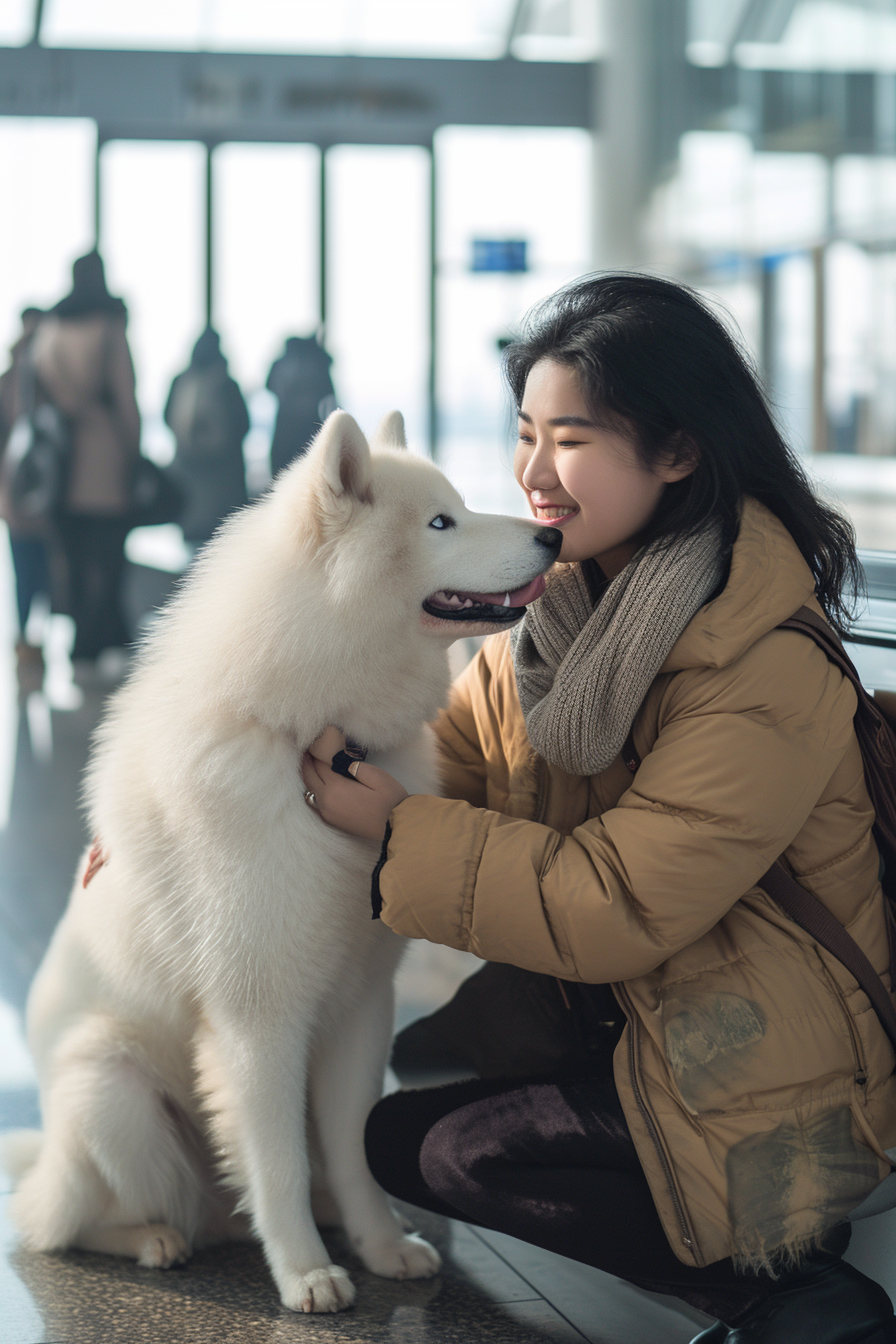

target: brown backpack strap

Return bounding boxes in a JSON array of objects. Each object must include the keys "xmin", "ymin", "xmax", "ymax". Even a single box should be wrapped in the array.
[{"xmin": 757, "ymin": 861, "xmax": 896, "ymax": 1056}]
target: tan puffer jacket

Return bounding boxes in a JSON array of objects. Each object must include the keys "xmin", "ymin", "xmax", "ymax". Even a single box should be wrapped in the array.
[{"xmin": 378, "ymin": 498, "xmax": 896, "ymax": 1272}]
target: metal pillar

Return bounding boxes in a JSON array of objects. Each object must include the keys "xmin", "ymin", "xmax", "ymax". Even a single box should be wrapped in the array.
[
  {"xmin": 428, "ymin": 139, "xmax": 438, "ymax": 459},
  {"xmin": 759, "ymin": 259, "xmax": 776, "ymax": 397},
  {"xmin": 93, "ymin": 135, "xmax": 102, "ymax": 251},
  {"xmin": 812, "ymin": 243, "xmax": 828, "ymax": 454},
  {"xmin": 591, "ymin": 0, "xmax": 652, "ymax": 268},
  {"xmin": 29, "ymin": 0, "xmax": 46, "ymax": 46},
  {"xmin": 205, "ymin": 144, "xmax": 214, "ymax": 329},
  {"xmin": 319, "ymin": 146, "xmax": 328, "ymax": 337}
]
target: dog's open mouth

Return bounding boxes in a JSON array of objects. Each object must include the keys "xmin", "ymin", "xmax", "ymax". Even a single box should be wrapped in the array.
[{"xmin": 422, "ymin": 575, "xmax": 546, "ymax": 622}]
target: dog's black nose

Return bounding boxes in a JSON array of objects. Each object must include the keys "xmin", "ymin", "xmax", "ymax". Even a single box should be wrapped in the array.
[{"xmin": 535, "ymin": 526, "xmax": 563, "ymax": 553}]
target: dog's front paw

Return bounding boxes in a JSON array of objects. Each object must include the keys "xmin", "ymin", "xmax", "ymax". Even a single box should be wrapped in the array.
[
  {"xmin": 137, "ymin": 1224, "xmax": 190, "ymax": 1268},
  {"xmin": 278, "ymin": 1264, "xmax": 356, "ymax": 1313},
  {"xmin": 362, "ymin": 1232, "xmax": 441, "ymax": 1281}
]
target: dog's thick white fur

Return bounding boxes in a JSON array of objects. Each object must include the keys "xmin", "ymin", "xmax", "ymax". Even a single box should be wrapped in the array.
[{"xmin": 5, "ymin": 410, "xmax": 558, "ymax": 1313}]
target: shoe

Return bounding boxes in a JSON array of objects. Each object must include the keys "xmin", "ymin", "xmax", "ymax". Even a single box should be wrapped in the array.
[
  {"xmin": 689, "ymin": 1260, "xmax": 896, "ymax": 1344},
  {"xmin": 15, "ymin": 639, "xmax": 44, "ymax": 688}
]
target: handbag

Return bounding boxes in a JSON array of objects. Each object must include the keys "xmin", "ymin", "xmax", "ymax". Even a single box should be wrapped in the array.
[
  {"xmin": 127, "ymin": 455, "xmax": 185, "ymax": 530},
  {"xmin": 3, "ymin": 357, "xmax": 70, "ymax": 522}
]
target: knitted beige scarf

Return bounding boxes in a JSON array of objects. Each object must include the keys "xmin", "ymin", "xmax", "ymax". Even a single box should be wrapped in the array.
[{"xmin": 510, "ymin": 521, "xmax": 725, "ymax": 777}]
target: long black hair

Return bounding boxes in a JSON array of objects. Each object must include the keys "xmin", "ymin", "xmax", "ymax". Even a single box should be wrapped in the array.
[{"xmin": 503, "ymin": 272, "xmax": 862, "ymax": 633}]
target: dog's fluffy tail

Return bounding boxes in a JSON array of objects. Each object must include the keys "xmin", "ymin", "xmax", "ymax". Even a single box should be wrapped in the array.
[{"xmin": 2, "ymin": 1129, "xmax": 42, "ymax": 1183}]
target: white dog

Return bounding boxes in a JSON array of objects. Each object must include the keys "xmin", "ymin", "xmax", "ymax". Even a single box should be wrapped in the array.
[{"xmin": 5, "ymin": 410, "xmax": 560, "ymax": 1313}]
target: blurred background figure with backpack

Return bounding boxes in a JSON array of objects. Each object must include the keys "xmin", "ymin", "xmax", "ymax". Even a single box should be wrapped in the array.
[
  {"xmin": 0, "ymin": 306, "xmax": 50, "ymax": 683},
  {"xmin": 164, "ymin": 327, "xmax": 249, "ymax": 552},
  {"xmin": 30, "ymin": 250, "xmax": 141, "ymax": 667},
  {"xmin": 266, "ymin": 334, "xmax": 337, "ymax": 477}
]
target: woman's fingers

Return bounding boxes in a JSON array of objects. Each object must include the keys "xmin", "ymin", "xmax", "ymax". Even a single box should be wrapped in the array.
[
  {"xmin": 308, "ymin": 725, "xmax": 346, "ymax": 763},
  {"xmin": 300, "ymin": 751, "xmax": 408, "ymax": 840}
]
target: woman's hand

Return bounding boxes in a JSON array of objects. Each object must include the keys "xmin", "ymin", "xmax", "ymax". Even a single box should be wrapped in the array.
[{"xmin": 301, "ymin": 730, "xmax": 408, "ymax": 841}]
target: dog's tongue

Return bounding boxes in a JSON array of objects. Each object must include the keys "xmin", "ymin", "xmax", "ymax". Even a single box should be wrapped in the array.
[{"xmin": 473, "ymin": 576, "xmax": 547, "ymax": 607}]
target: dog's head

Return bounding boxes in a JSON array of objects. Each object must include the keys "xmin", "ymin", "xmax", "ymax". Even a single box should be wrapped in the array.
[{"xmin": 280, "ymin": 409, "xmax": 562, "ymax": 642}]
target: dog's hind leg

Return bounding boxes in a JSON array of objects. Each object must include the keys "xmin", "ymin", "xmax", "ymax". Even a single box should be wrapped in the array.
[
  {"xmin": 11, "ymin": 1016, "xmax": 202, "ymax": 1264},
  {"xmin": 75, "ymin": 1221, "xmax": 189, "ymax": 1267},
  {"xmin": 196, "ymin": 1011, "xmax": 356, "ymax": 1313},
  {"xmin": 310, "ymin": 968, "xmax": 441, "ymax": 1282}
]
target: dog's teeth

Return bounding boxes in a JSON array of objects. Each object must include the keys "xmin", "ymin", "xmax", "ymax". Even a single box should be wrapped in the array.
[{"xmin": 503, "ymin": 592, "xmax": 511, "ymax": 607}]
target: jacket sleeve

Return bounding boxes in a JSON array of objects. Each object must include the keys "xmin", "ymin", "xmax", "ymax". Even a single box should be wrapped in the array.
[{"xmin": 378, "ymin": 629, "xmax": 859, "ymax": 982}]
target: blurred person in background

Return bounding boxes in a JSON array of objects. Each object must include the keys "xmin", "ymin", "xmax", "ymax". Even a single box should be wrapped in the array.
[
  {"xmin": 164, "ymin": 327, "xmax": 249, "ymax": 552},
  {"xmin": 266, "ymin": 334, "xmax": 337, "ymax": 477},
  {"xmin": 31, "ymin": 251, "xmax": 140, "ymax": 667},
  {"xmin": 0, "ymin": 306, "xmax": 50, "ymax": 681}
]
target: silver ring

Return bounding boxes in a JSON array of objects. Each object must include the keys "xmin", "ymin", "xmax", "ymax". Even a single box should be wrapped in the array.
[{"xmin": 304, "ymin": 789, "xmax": 317, "ymax": 808}]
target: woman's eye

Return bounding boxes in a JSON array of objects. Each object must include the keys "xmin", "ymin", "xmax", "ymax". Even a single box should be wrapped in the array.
[{"xmin": 429, "ymin": 514, "xmax": 455, "ymax": 530}]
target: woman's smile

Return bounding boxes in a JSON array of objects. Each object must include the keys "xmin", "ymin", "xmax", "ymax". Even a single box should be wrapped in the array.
[{"xmin": 530, "ymin": 497, "xmax": 579, "ymax": 524}]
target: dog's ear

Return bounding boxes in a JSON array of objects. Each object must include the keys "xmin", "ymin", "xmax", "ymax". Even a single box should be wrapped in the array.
[
  {"xmin": 314, "ymin": 410, "xmax": 372, "ymax": 503},
  {"xmin": 374, "ymin": 410, "xmax": 407, "ymax": 451}
]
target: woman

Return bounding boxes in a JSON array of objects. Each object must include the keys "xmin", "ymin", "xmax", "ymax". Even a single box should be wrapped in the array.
[
  {"xmin": 31, "ymin": 251, "xmax": 140, "ymax": 663},
  {"xmin": 302, "ymin": 274, "xmax": 896, "ymax": 1343},
  {"xmin": 164, "ymin": 327, "xmax": 249, "ymax": 551},
  {"xmin": 0, "ymin": 306, "xmax": 50, "ymax": 680}
]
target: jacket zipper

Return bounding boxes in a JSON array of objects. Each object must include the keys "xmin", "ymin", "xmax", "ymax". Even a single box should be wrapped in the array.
[
  {"xmin": 617, "ymin": 983, "xmax": 697, "ymax": 1258},
  {"xmin": 816, "ymin": 952, "xmax": 869, "ymax": 1094}
]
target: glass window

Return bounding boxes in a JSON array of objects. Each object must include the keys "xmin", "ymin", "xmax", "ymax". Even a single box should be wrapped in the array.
[
  {"xmin": 42, "ymin": 0, "xmax": 601, "ymax": 60},
  {"xmin": 327, "ymin": 145, "xmax": 429, "ymax": 453},
  {"xmin": 43, "ymin": 0, "xmax": 593, "ymax": 59},
  {"xmin": 214, "ymin": 142, "xmax": 320, "ymax": 490},
  {"xmin": 735, "ymin": 1, "xmax": 896, "ymax": 71},
  {"xmin": 211, "ymin": 0, "xmax": 514, "ymax": 58},
  {"xmin": 0, "ymin": 0, "xmax": 34, "ymax": 45},
  {"xmin": 214, "ymin": 143, "xmax": 319, "ymax": 392},
  {"xmin": 435, "ymin": 126, "xmax": 591, "ymax": 513},
  {"xmin": 0, "ymin": 118, "xmax": 95, "ymax": 353},
  {"xmin": 100, "ymin": 141, "xmax": 205, "ymax": 454},
  {"xmin": 44, "ymin": 0, "xmax": 206, "ymax": 50},
  {"xmin": 511, "ymin": 0, "xmax": 603, "ymax": 63}
]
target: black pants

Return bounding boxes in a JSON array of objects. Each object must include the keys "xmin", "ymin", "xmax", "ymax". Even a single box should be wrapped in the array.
[
  {"xmin": 57, "ymin": 514, "xmax": 131, "ymax": 660},
  {"xmin": 8, "ymin": 536, "xmax": 50, "ymax": 633},
  {"xmin": 365, "ymin": 1071, "xmax": 851, "ymax": 1328}
]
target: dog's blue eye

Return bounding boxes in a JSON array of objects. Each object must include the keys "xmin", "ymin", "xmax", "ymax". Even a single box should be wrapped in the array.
[{"xmin": 429, "ymin": 515, "xmax": 455, "ymax": 530}]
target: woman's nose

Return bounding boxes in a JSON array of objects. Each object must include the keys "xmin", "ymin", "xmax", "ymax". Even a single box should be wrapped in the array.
[{"xmin": 520, "ymin": 438, "xmax": 557, "ymax": 491}]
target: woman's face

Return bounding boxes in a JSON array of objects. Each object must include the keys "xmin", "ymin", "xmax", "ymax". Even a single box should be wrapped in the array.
[{"xmin": 514, "ymin": 359, "xmax": 693, "ymax": 577}]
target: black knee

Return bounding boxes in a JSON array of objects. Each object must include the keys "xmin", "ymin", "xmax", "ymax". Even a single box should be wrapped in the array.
[
  {"xmin": 418, "ymin": 1108, "xmax": 481, "ymax": 1211},
  {"xmin": 364, "ymin": 1091, "xmax": 409, "ymax": 1198}
]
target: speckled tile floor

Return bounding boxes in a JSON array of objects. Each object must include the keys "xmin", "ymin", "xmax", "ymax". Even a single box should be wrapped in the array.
[{"xmin": 10, "ymin": 547, "xmax": 896, "ymax": 1344}]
